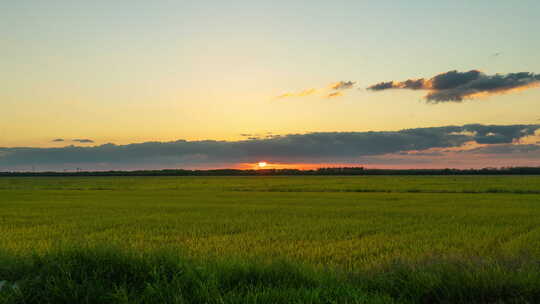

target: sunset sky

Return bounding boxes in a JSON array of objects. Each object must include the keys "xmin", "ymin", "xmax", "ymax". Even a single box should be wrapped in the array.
[{"xmin": 1, "ymin": 1, "xmax": 540, "ymax": 170}]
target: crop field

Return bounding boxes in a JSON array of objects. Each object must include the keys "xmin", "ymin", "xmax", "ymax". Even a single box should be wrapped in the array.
[{"xmin": 1, "ymin": 176, "xmax": 540, "ymax": 303}]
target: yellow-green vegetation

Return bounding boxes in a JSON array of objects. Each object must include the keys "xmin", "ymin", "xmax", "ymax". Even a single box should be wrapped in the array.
[{"xmin": 1, "ymin": 176, "xmax": 540, "ymax": 303}]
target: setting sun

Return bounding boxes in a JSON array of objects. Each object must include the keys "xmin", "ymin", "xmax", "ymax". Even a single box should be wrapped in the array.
[{"xmin": 257, "ymin": 161, "xmax": 267, "ymax": 168}]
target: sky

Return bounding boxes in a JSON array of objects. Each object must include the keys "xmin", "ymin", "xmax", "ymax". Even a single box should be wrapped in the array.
[{"xmin": 1, "ymin": 1, "xmax": 540, "ymax": 170}]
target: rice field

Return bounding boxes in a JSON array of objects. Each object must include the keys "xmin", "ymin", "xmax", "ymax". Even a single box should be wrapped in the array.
[{"xmin": 1, "ymin": 176, "xmax": 540, "ymax": 303}]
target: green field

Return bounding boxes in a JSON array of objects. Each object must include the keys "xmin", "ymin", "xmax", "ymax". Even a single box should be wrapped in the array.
[{"xmin": 1, "ymin": 176, "xmax": 540, "ymax": 303}]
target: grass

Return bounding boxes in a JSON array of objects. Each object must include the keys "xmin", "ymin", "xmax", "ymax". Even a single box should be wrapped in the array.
[{"xmin": 1, "ymin": 176, "xmax": 540, "ymax": 303}]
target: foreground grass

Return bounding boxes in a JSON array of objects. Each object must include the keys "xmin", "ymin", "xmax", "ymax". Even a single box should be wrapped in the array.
[
  {"xmin": 1, "ymin": 246, "xmax": 539, "ymax": 304},
  {"xmin": 1, "ymin": 176, "xmax": 540, "ymax": 302}
]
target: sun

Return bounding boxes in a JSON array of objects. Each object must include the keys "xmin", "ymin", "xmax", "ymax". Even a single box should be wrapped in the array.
[{"xmin": 257, "ymin": 161, "xmax": 267, "ymax": 168}]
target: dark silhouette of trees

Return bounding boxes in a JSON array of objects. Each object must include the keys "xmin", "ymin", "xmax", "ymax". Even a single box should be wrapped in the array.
[{"xmin": 1, "ymin": 167, "xmax": 540, "ymax": 177}]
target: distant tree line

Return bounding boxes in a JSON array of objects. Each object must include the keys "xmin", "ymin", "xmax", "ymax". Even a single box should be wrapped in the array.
[{"xmin": 1, "ymin": 167, "xmax": 540, "ymax": 177}]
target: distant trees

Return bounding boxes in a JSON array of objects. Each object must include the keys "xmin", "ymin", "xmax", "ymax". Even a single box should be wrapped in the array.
[{"xmin": 1, "ymin": 166, "xmax": 540, "ymax": 177}]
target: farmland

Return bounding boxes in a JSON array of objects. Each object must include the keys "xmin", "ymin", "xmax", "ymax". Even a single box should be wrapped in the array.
[{"xmin": 1, "ymin": 176, "xmax": 540, "ymax": 303}]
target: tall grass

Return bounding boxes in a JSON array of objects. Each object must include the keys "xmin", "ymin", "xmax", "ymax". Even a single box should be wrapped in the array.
[
  {"xmin": 1, "ymin": 246, "xmax": 539, "ymax": 303},
  {"xmin": 1, "ymin": 176, "xmax": 540, "ymax": 302}
]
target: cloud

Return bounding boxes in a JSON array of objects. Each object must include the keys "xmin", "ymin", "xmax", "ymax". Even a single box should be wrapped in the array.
[
  {"xmin": 367, "ymin": 70, "xmax": 540, "ymax": 102},
  {"xmin": 466, "ymin": 144, "xmax": 540, "ymax": 155},
  {"xmin": 72, "ymin": 139, "xmax": 94, "ymax": 143},
  {"xmin": 276, "ymin": 88, "xmax": 317, "ymax": 99},
  {"xmin": 356, "ymin": 143, "xmax": 540, "ymax": 169},
  {"xmin": 277, "ymin": 80, "xmax": 356, "ymax": 99},
  {"xmin": 464, "ymin": 124, "xmax": 536, "ymax": 144},
  {"xmin": 367, "ymin": 81, "xmax": 394, "ymax": 91},
  {"xmin": 0, "ymin": 124, "xmax": 538, "ymax": 171},
  {"xmin": 326, "ymin": 92, "xmax": 343, "ymax": 98},
  {"xmin": 330, "ymin": 81, "xmax": 355, "ymax": 90},
  {"xmin": 240, "ymin": 132, "xmax": 277, "ymax": 139},
  {"xmin": 52, "ymin": 138, "xmax": 64, "ymax": 142}
]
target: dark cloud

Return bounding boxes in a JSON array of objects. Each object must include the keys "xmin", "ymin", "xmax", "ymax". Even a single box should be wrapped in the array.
[
  {"xmin": 1, "ymin": 124, "xmax": 538, "ymax": 171},
  {"xmin": 462, "ymin": 124, "xmax": 536, "ymax": 144},
  {"xmin": 53, "ymin": 138, "xmax": 94, "ymax": 143},
  {"xmin": 430, "ymin": 70, "xmax": 481, "ymax": 90},
  {"xmin": 367, "ymin": 81, "xmax": 395, "ymax": 91},
  {"xmin": 330, "ymin": 81, "xmax": 355, "ymax": 90},
  {"xmin": 401, "ymin": 79, "xmax": 429, "ymax": 90},
  {"xmin": 367, "ymin": 70, "xmax": 540, "ymax": 102},
  {"xmin": 72, "ymin": 139, "xmax": 94, "ymax": 143}
]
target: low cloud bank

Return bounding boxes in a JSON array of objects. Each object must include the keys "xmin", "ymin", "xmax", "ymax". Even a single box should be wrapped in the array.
[{"xmin": 1, "ymin": 124, "xmax": 538, "ymax": 171}]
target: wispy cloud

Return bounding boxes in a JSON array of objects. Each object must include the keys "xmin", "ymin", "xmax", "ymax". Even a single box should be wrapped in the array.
[
  {"xmin": 326, "ymin": 92, "xmax": 343, "ymax": 98},
  {"xmin": 276, "ymin": 88, "xmax": 317, "ymax": 99},
  {"xmin": 53, "ymin": 138, "xmax": 94, "ymax": 144},
  {"xmin": 367, "ymin": 70, "xmax": 540, "ymax": 102},
  {"xmin": 72, "ymin": 139, "xmax": 94, "ymax": 143},
  {"xmin": 240, "ymin": 132, "xmax": 278, "ymax": 140},
  {"xmin": 277, "ymin": 81, "xmax": 356, "ymax": 99},
  {"xmin": 330, "ymin": 81, "xmax": 355, "ymax": 90}
]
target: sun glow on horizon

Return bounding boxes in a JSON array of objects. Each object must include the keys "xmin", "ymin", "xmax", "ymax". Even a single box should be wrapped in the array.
[{"xmin": 240, "ymin": 162, "xmax": 367, "ymax": 170}]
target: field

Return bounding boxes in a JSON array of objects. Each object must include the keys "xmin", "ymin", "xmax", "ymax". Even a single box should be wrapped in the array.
[{"xmin": 1, "ymin": 176, "xmax": 540, "ymax": 303}]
